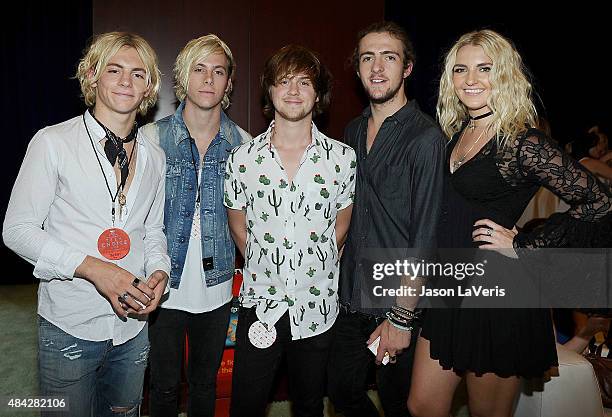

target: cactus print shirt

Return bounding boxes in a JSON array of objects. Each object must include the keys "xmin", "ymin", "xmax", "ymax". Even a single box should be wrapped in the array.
[{"xmin": 224, "ymin": 121, "xmax": 356, "ymax": 340}]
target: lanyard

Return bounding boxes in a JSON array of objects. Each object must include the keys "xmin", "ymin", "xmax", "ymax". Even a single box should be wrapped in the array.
[
  {"xmin": 188, "ymin": 137, "xmax": 201, "ymax": 205},
  {"xmin": 83, "ymin": 113, "xmax": 137, "ymax": 225}
]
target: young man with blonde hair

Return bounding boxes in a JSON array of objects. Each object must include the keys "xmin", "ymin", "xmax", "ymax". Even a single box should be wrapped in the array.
[
  {"xmin": 142, "ymin": 34, "xmax": 249, "ymax": 417},
  {"xmin": 3, "ymin": 32, "xmax": 170, "ymax": 417}
]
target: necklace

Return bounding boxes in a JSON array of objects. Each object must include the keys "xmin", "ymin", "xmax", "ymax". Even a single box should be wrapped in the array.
[
  {"xmin": 451, "ymin": 125, "xmax": 489, "ymax": 173},
  {"xmin": 83, "ymin": 113, "xmax": 137, "ymax": 261},
  {"xmin": 188, "ymin": 136, "xmax": 202, "ymax": 206},
  {"xmin": 468, "ymin": 111, "xmax": 493, "ymax": 131},
  {"xmin": 116, "ymin": 143, "xmax": 136, "ymax": 210}
]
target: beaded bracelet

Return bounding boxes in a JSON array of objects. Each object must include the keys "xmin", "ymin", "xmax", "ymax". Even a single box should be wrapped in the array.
[
  {"xmin": 394, "ymin": 307, "xmax": 421, "ymax": 321},
  {"xmin": 391, "ymin": 305, "xmax": 421, "ymax": 320},
  {"xmin": 388, "ymin": 319, "xmax": 414, "ymax": 332},
  {"xmin": 385, "ymin": 311, "xmax": 416, "ymax": 332},
  {"xmin": 386, "ymin": 311, "xmax": 412, "ymax": 326}
]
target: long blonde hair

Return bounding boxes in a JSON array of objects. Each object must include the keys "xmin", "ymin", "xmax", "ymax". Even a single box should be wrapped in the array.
[
  {"xmin": 437, "ymin": 29, "xmax": 537, "ymax": 148},
  {"xmin": 76, "ymin": 32, "xmax": 161, "ymax": 115}
]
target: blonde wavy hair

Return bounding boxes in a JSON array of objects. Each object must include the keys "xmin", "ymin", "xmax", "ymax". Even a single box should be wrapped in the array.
[
  {"xmin": 437, "ymin": 29, "xmax": 537, "ymax": 148},
  {"xmin": 76, "ymin": 32, "xmax": 161, "ymax": 116},
  {"xmin": 174, "ymin": 34, "xmax": 235, "ymax": 109}
]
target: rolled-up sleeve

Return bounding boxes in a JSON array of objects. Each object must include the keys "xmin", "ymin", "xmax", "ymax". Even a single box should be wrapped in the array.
[
  {"xmin": 3, "ymin": 130, "xmax": 87, "ymax": 280},
  {"xmin": 223, "ymin": 148, "xmax": 248, "ymax": 211},
  {"xmin": 409, "ymin": 131, "xmax": 446, "ymax": 261}
]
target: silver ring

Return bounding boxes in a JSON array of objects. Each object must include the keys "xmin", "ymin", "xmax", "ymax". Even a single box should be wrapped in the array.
[
  {"xmin": 486, "ymin": 229, "xmax": 492, "ymax": 237},
  {"xmin": 119, "ymin": 292, "xmax": 130, "ymax": 302},
  {"xmin": 131, "ymin": 278, "xmax": 140, "ymax": 288}
]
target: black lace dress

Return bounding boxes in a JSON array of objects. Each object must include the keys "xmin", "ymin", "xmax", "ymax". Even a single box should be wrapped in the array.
[{"xmin": 421, "ymin": 128, "xmax": 612, "ymax": 378}]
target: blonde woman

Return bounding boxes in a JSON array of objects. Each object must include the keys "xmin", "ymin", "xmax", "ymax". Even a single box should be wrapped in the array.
[{"xmin": 407, "ymin": 29, "xmax": 611, "ymax": 417}]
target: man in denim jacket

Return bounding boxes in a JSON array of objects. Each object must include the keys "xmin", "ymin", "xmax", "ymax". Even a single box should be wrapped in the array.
[{"xmin": 142, "ymin": 34, "xmax": 250, "ymax": 417}]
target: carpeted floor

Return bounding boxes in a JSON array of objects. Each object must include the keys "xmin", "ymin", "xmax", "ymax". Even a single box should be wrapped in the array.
[{"xmin": 0, "ymin": 284, "xmax": 39, "ymax": 417}]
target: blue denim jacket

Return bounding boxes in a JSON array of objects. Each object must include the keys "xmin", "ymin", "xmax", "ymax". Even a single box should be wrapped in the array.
[{"xmin": 151, "ymin": 102, "xmax": 247, "ymax": 288}]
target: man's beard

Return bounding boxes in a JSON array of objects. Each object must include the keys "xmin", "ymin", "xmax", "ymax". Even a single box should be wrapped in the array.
[
  {"xmin": 366, "ymin": 80, "xmax": 404, "ymax": 104},
  {"xmin": 275, "ymin": 106, "xmax": 313, "ymax": 123}
]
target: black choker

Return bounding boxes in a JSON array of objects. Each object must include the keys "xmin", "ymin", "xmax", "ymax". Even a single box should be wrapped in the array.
[{"xmin": 468, "ymin": 111, "xmax": 493, "ymax": 130}]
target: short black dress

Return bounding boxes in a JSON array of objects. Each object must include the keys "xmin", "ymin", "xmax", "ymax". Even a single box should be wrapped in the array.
[{"xmin": 421, "ymin": 128, "xmax": 612, "ymax": 378}]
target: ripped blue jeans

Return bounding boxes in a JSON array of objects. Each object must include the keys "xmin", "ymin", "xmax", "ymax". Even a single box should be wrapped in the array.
[{"xmin": 38, "ymin": 315, "xmax": 149, "ymax": 417}]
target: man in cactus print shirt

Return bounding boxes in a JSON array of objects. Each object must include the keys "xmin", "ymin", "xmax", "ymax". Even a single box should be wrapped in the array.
[{"xmin": 224, "ymin": 45, "xmax": 356, "ymax": 417}]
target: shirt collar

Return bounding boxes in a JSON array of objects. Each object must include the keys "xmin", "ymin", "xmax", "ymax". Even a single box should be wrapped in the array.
[
  {"xmin": 171, "ymin": 100, "xmax": 232, "ymax": 146},
  {"xmin": 361, "ymin": 99, "xmax": 419, "ymax": 125},
  {"xmin": 83, "ymin": 109, "xmax": 143, "ymax": 145},
  {"xmin": 256, "ymin": 120, "xmax": 325, "ymax": 155}
]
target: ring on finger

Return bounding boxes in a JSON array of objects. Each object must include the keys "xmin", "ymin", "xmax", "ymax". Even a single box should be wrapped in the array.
[
  {"xmin": 118, "ymin": 292, "xmax": 130, "ymax": 302},
  {"xmin": 131, "ymin": 277, "xmax": 140, "ymax": 288},
  {"xmin": 486, "ymin": 229, "xmax": 493, "ymax": 237}
]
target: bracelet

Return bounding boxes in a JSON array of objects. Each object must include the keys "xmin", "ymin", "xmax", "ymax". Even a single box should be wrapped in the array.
[
  {"xmin": 390, "ymin": 306, "xmax": 421, "ymax": 323},
  {"xmin": 385, "ymin": 312, "xmax": 414, "ymax": 332},
  {"xmin": 391, "ymin": 305, "xmax": 420, "ymax": 318},
  {"xmin": 385, "ymin": 311, "xmax": 416, "ymax": 331},
  {"xmin": 388, "ymin": 320, "xmax": 414, "ymax": 332},
  {"xmin": 387, "ymin": 309, "xmax": 412, "ymax": 323}
]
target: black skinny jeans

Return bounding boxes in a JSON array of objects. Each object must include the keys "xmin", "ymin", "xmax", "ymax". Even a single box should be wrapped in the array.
[
  {"xmin": 327, "ymin": 310, "xmax": 419, "ymax": 417},
  {"xmin": 230, "ymin": 307, "xmax": 334, "ymax": 417},
  {"xmin": 148, "ymin": 302, "xmax": 231, "ymax": 417}
]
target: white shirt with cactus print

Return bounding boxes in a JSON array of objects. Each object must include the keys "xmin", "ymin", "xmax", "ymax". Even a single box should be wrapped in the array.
[{"xmin": 224, "ymin": 121, "xmax": 356, "ymax": 340}]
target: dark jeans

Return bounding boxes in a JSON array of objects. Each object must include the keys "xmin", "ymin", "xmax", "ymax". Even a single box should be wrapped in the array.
[
  {"xmin": 327, "ymin": 310, "xmax": 419, "ymax": 417},
  {"xmin": 230, "ymin": 307, "xmax": 334, "ymax": 417},
  {"xmin": 148, "ymin": 303, "xmax": 231, "ymax": 417}
]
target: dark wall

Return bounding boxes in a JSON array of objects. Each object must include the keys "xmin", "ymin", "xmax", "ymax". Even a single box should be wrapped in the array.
[
  {"xmin": 246, "ymin": 1, "xmax": 380, "ymax": 137},
  {"xmin": 1, "ymin": 2, "xmax": 93, "ymax": 283},
  {"xmin": 384, "ymin": 6, "xmax": 611, "ymax": 142},
  {"xmin": 93, "ymin": 0, "xmax": 252, "ymax": 129}
]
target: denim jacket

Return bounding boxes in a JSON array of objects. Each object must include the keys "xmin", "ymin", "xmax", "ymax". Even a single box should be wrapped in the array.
[{"xmin": 142, "ymin": 101, "xmax": 250, "ymax": 288}]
